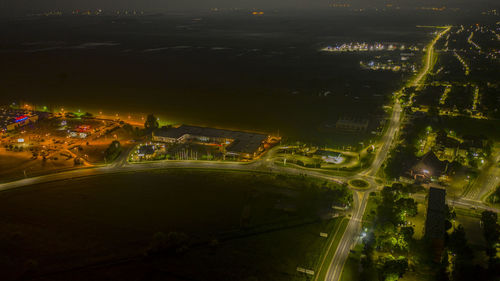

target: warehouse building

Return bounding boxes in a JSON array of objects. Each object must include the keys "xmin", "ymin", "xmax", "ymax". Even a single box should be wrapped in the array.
[
  {"xmin": 153, "ymin": 125, "xmax": 270, "ymax": 159},
  {"xmin": 424, "ymin": 187, "xmax": 446, "ymax": 262}
]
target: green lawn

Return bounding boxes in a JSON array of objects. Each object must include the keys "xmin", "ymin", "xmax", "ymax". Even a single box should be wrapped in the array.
[
  {"xmin": 407, "ymin": 202, "xmax": 427, "ymax": 240},
  {"xmin": 362, "ymin": 194, "xmax": 380, "ymax": 229}
]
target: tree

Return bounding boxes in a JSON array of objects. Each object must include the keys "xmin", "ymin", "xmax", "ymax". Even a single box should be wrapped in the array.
[
  {"xmin": 488, "ymin": 185, "xmax": 500, "ymax": 203},
  {"xmin": 448, "ymin": 225, "xmax": 474, "ymax": 280},
  {"xmin": 444, "ymin": 204, "xmax": 456, "ymax": 221},
  {"xmin": 380, "ymin": 255, "xmax": 409, "ymax": 281},
  {"xmin": 395, "ymin": 198, "xmax": 418, "ymax": 217},
  {"xmin": 104, "ymin": 140, "xmax": 121, "ymax": 163},
  {"xmin": 384, "ymin": 144, "xmax": 417, "ymax": 179},
  {"xmin": 448, "ymin": 225, "xmax": 471, "ymax": 255},
  {"xmin": 401, "ymin": 226, "xmax": 414, "ymax": 241},
  {"xmin": 480, "ymin": 211, "xmax": 499, "ymax": 261},
  {"xmin": 83, "ymin": 112, "xmax": 93, "ymax": 118},
  {"xmin": 123, "ymin": 123, "xmax": 133, "ymax": 132},
  {"xmin": 362, "ymin": 231, "xmax": 375, "ymax": 267},
  {"xmin": 144, "ymin": 114, "xmax": 159, "ymax": 132}
]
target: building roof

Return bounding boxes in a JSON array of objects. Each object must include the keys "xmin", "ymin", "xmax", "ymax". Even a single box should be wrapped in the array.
[
  {"xmin": 138, "ymin": 145, "xmax": 155, "ymax": 155},
  {"xmin": 155, "ymin": 125, "xmax": 268, "ymax": 154},
  {"xmin": 425, "ymin": 187, "xmax": 446, "ymax": 240},
  {"xmin": 462, "ymin": 135, "xmax": 486, "ymax": 149},
  {"xmin": 336, "ymin": 117, "xmax": 369, "ymax": 127},
  {"xmin": 435, "ymin": 135, "xmax": 460, "ymax": 149},
  {"xmin": 412, "ymin": 151, "xmax": 448, "ymax": 177}
]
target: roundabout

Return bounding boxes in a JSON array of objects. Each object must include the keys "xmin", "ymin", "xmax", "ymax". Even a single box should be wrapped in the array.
[{"xmin": 347, "ymin": 178, "xmax": 370, "ymax": 190}]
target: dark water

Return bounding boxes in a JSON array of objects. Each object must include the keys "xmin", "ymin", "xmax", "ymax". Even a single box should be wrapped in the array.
[{"xmin": 0, "ymin": 10, "xmax": 442, "ymax": 144}]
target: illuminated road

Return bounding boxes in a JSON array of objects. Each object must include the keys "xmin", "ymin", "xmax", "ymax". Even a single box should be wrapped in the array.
[
  {"xmin": 322, "ymin": 26, "xmax": 452, "ymax": 281},
  {"xmin": 463, "ymin": 149, "xmax": 500, "ymax": 201},
  {"xmin": 361, "ymin": 102, "xmax": 401, "ymax": 177},
  {"xmin": 0, "ymin": 154, "xmax": 346, "ymax": 193},
  {"xmin": 411, "ymin": 193, "xmax": 499, "ymax": 213},
  {"xmin": 411, "ymin": 26, "xmax": 451, "ymax": 88},
  {"xmin": 324, "ymin": 191, "xmax": 369, "ymax": 281}
]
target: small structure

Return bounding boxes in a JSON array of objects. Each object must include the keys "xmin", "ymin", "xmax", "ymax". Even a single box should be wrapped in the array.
[
  {"xmin": 335, "ymin": 117, "xmax": 369, "ymax": 132},
  {"xmin": 424, "ymin": 187, "xmax": 446, "ymax": 261},
  {"xmin": 434, "ymin": 134, "xmax": 460, "ymax": 161},
  {"xmin": 315, "ymin": 150, "xmax": 344, "ymax": 164},
  {"xmin": 410, "ymin": 151, "xmax": 448, "ymax": 181}
]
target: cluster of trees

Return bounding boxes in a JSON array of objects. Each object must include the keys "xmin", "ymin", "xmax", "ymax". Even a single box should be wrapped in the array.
[
  {"xmin": 104, "ymin": 140, "xmax": 121, "ymax": 163},
  {"xmin": 144, "ymin": 114, "xmax": 159, "ymax": 132},
  {"xmin": 297, "ymin": 181, "xmax": 353, "ymax": 217},
  {"xmin": 487, "ymin": 185, "xmax": 500, "ymax": 204},
  {"xmin": 122, "ymin": 123, "xmax": 146, "ymax": 138},
  {"xmin": 480, "ymin": 211, "xmax": 499, "ymax": 268},
  {"xmin": 438, "ymin": 210, "xmax": 499, "ymax": 281},
  {"xmin": 121, "ymin": 113, "xmax": 161, "ymax": 138},
  {"xmin": 360, "ymin": 183, "xmax": 418, "ymax": 281},
  {"xmin": 295, "ymin": 159, "xmax": 322, "ymax": 169},
  {"xmin": 323, "ymin": 181, "xmax": 353, "ymax": 207},
  {"xmin": 384, "ymin": 144, "xmax": 418, "ymax": 179},
  {"xmin": 4, "ymin": 144, "xmax": 25, "ymax": 152},
  {"xmin": 441, "ymin": 225, "xmax": 475, "ymax": 281}
]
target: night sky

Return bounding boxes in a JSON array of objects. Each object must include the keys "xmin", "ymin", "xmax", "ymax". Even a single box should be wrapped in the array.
[{"xmin": 1, "ymin": 0, "xmax": 497, "ymax": 15}]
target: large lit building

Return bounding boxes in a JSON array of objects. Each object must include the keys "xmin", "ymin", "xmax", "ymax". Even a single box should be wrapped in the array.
[
  {"xmin": 0, "ymin": 107, "xmax": 39, "ymax": 132},
  {"xmin": 153, "ymin": 125, "xmax": 271, "ymax": 159}
]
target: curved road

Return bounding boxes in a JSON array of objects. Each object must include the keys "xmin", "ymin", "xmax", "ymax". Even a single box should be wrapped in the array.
[{"xmin": 0, "ymin": 150, "xmax": 346, "ymax": 193}]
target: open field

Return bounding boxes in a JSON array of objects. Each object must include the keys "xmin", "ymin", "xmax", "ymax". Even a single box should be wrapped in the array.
[
  {"xmin": 0, "ymin": 169, "xmax": 347, "ymax": 281},
  {"xmin": 0, "ymin": 12, "xmax": 435, "ymax": 145}
]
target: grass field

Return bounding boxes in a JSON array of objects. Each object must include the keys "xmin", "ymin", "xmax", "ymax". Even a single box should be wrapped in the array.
[
  {"xmin": 0, "ymin": 169, "xmax": 347, "ymax": 281},
  {"xmin": 407, "ymin": 202, "xmax": 427, "ymax": 240},
  {"xmin": 339, "ymin": 243, "xmax": 373, "ymax": 281},
  {"xmin": 362, "ymin": 194, "xmax": 380, "ymax": 229}
]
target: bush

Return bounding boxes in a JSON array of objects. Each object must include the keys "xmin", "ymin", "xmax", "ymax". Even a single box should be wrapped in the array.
[{"xmin": 104, "ymin": 140, "xmax": 121, "ymax": 163}]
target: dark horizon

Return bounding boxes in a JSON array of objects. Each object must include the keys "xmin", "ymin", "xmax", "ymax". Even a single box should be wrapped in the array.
[{"xmin": 1, "ymin": 0, "xmax": 498, "ymax": 17}]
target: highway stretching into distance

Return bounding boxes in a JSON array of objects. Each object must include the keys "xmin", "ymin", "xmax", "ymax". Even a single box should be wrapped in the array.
[
  {"xmin": 0, "ymin": 24, "xmax": 496, "ymax": 281},
  {"xmin": 322, "ymin": 25, "xmax": 452, "ymax": 281}
]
